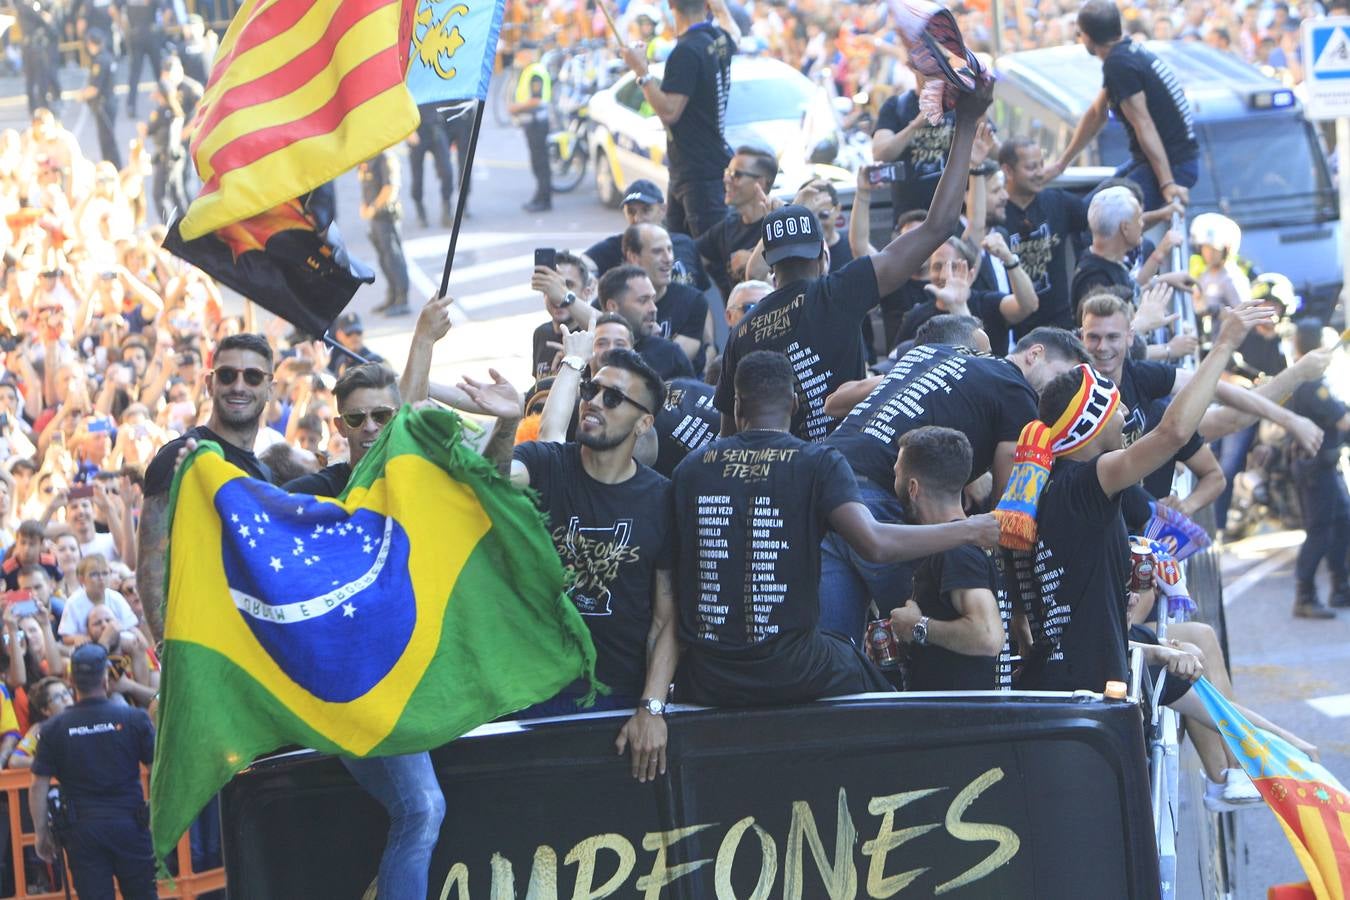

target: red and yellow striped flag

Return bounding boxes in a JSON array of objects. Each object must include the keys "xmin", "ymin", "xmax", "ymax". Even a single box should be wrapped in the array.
[{"xmin": 178, "ymin": 0, "xmax": 418, "ymax": 241}]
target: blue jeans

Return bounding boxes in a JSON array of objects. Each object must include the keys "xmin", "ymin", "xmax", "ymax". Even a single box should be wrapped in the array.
[
  {"xmin": 1113, "ymin": 155, "xmax": 1198, "ymax": 212},
  {"xmin": 341, "ymin": 753, "xmax": 446, "ymax": 900},
  {"xmin": 1211, "ymin": 424, "xmax": 1256, "ymax": 532},
  {"xmin": 818, "ymin": 479, "xmax": 914, "ymax": 642}
]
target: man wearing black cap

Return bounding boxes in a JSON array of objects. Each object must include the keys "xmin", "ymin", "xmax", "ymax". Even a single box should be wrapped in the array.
[
  {"xmin": 80, "ymin": 29, "xmax": 121, "ymax": 168},
  {"xmin": 328, "ymin": 312, "xmax": 386, "ymax": 378},
  {"xmin": 714, "ymin": 83, "xmax": 992, "ymax": 443},
  {"xmin": 585, "ymin": 179, "xmax": 708, "ymax": 290},
  {"xmin": 31, "ymin": 643, "xmax": 157, "ymax": 900}
]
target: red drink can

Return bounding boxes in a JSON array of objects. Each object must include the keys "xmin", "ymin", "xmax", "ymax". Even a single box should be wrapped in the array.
[
  {"xmin": 1129, "ymin": 546, "xmax": 1155, "ymax": 593},
  {"xmin": 866, "ymin": 618, "xmax": 901, "ymax": 668}
]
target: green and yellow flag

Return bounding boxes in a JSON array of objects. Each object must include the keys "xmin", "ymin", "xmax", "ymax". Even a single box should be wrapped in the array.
[{"xmin": 149, "ymin": 406, "xmax": 597, "ymax": 860}]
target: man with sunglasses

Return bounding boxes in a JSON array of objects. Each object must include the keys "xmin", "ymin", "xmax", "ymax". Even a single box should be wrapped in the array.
[
  {"xmin": 140, "ymin": 333, "xmax": 277, "ymax": 643},
  {"xmin": 696, "ymin": 146, "xmax": 778, "ymax": 301},
  {"xmin": 509, "ymin": 349, "xmax": 677, "ymax": 785}
]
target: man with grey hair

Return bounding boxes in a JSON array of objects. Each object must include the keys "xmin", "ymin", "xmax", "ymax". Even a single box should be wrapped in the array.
[
  {"xmin": 1071, "ymin": 184, "xmax": 1194, "ymax": 316},
  {"xmin": 724, "ymin": 279, "xmax": 771, "ymax": 329}
]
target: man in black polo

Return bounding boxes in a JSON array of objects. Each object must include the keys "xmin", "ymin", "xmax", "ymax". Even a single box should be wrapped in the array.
[
  {"xmin": 32, "ymin": 643, "xmax": 157, "ymax": 900},
  {"xmin": 619, "ymin": 0, "xmax": 740, "ymax": 238},
  {"xmin": 714, "ymin": 82, "xmax": 991, "ymax": 445}
]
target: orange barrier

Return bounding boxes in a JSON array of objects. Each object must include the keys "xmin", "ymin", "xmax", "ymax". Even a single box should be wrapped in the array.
[{"xmin": 0, "ymin": 768, "xmax": 225, "ymax": 899}]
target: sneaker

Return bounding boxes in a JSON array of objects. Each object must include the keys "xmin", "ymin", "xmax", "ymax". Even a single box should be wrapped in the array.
[
  {"xmin": 522, "ymin": 198, "xmax": 552, "ymax": 213},
  {"xmin": 381, "ymin": 303, "xmax": 411, "ymax": 317},
  {"xmin": 1203, "ymin": 769, "xmax": 1264, "ymax": 812}
]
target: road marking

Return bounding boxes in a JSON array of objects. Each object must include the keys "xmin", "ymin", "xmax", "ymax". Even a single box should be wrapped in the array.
[
  {"xmin": 1222, "ymin": 546, "xmax": 1297, "ymax": 607},
  {"xmin": 454, "ymin": 283, "xmax": 534, "ymax": 312},
  {"xmin": 435, "ymin": 251, "xmax": 536, "ymax": 284},
  {"xmin": 403, "ymin": 233, "xmax": 524, "ymax": 256},
  {"xmin": 1306, "ymin": 693, "xmax": 1350, "ymax": 717}
]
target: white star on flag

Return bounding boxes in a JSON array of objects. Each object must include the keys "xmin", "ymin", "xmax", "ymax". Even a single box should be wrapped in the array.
[
  {"xmin": 269, "ymin": 557, "xmax": 282, "ymax": 572},
  {"xmin": 342, "ymin": 603, "xmax": 356, "ymax": 618},
  {"xmin": 296, "ymin": 506, "xmax": 305, "ymax": 516},
  {"xmin": 238, "ymin": 525, "xmax": 250, "ymax": 538},
  {"xmin": 231, "ymin": 514, "xmax": 239, "ymax": 523}
]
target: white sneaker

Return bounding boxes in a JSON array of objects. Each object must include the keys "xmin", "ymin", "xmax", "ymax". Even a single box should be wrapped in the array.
[{"xmin": 1203, "ymin": 768, "xmax": 1264, "ymax": 812}]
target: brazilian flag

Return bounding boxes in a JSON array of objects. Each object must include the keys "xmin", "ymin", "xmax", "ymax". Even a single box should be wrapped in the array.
[{"xmin": 149, "ymin": 406, "xmax": 598, "ymax": 861}]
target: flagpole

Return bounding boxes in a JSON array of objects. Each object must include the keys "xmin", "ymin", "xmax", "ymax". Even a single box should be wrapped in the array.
[{"xmin": 438, "ymin": 99, "xmax": 487, "ymax": 298}]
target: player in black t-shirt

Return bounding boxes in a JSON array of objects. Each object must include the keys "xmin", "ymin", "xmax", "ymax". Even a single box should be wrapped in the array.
[
  {"xmin": 529, "ymin": 251, "xmax": 593, "ymax": 380},
  {"xmin": 653, "ymin": 377, "xmax": 718, "ymax": 477},
  {"xmin": 998, "ymin": 137, "xmax": 1088, "ymax": 335},
  {"xmin": 715, "ymin": 81, "xmax": 993, "ymax": 444},
  {"xmin": 1019, "ymin": 302, "xmax": 1270, "ymax": 692},
  {"xmin": 510, "ymin": 349, "xmax": 677, "ymax": 783},
  {"xmin": 696, "ymin": 146, "xmax": 777, "ymax": 301},
  {"xmin": 671, "ymin": 352, "xmax": 998, "ymax": 706},
  {"xmin": 584, "ymin": 180, "xmax": 710, "ymax": 290},
  {"xmin": 620, "ymin": 0, "xmax": 740, "ymax": 238},
  {"xmin": 1048, "ymin": 0, "xmax": 1200, "ymax": 211},
  {"xmin": 139, "ymin": 334, "xmax": 277, "ymax": 643},
  {"xmin": 622, "ymin": 223, "xmax": 710, "ymax": 365},
  {"xmin": 888, "ymin": 427, "xmax": 1008, "ymax": 691},
  {"xmin": 591, "ymin": 266, "xmax": 695, "ymax": 381},
  {"xmin": 871, "ymin": 83, "xmax": 956, "ymax": 221}
]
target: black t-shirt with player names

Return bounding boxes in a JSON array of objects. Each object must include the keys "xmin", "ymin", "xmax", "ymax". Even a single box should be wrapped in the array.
[
  {"xmin": 825, "ymin": 344, "xmax": 1038, "ymax": 494},
  {"xmin": 654, "ymin": 377, "xmax": 719, "ymax": 477},
  {"xmin": 512, "ymin": 441, "xmax": 673, "ymax": 698},
  {"xmin": 874, "ymin": 91, "xmax": 956, "ymax": 218},
  {"xmin": 894, "ymin": 290, "xmax": 1016, "ymax": 357},
  {"xmin": 660, "ymin": 22, "xmax": 735, "ymax": 183},
  {"xmin": 671, "ymin": 430, "xmax": 889, "ymax": 704},
  {"xmin": 1015, "ymin": 457, "xmax": 1129, "ymax": 692},
  {"xmin": 714, "ymin": 256, "xmax": 880, "ymax": 442},
  {"xmin": 1003, "ymin": 188, "xmax": 1088, "ymax": 336},
  {"xmin": 909, "ymin": 544, "xmax": 1010, "ymax": 691}
]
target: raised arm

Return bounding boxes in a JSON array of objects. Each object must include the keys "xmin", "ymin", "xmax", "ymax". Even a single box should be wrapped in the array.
[
  {"xmin": 399, "ymin": 295, "xmax": 454, "ymax": 404},
  {"xmin": 1198, "ymin": 348, "xmax": 1334, "ymax": 440},
  {"xmin": 828, "ymin": 501, "xmax": 1000, "ymax": 563}
]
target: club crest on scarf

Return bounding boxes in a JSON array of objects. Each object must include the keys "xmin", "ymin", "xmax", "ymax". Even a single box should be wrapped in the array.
[{"xmin": 215, "ymin": 477, "xmax": 415, "ymax": 702}]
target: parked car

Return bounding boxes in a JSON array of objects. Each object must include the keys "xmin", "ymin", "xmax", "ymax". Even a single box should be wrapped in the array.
[{"xmin": 586, "ymin": 55, "xmax": 859, "ymax": 208}]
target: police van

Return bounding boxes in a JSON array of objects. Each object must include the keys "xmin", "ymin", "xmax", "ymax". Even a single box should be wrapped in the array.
[{"xmin": 992, "ymin": 41, "xmax": 1341, "ymax": 321}]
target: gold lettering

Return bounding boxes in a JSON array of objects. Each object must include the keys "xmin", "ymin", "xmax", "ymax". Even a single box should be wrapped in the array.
[
  {"xmin": 565, "ymin": 833, "xmax": 637, "ymax": 899},
  {"xmin": 715, "ymin": 816, "xmax": 777, "ymax": 900},
  {"xmin": 636, "ymin": 823, "xmax": 715, "ymax": 898},
  {"xmin": 490, "ymin": 847, "xmax": 559, "ymax": 900},
  {"xmin": 784, "ymin": 788, "xmax": 857, "ymax": 899},
  {"xmin": 860, "ymin": 789, "xmax": 943, "ymax": 897},
  {"xmin": 437, "ymin": 862, "xmax": 471, "ymax": 900},
  {"xmin": 934, "ymin": 768, "xmax": 1021, "ymax": 894}
]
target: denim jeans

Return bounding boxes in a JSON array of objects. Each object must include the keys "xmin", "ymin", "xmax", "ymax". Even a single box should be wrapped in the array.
[
  {"xmin": 341, "ymin": 752, "xmax": 446, "ymax": 900},
  {"xmin": 1113, "ymin": 155, "xmax": 1198, "ymax": 212},
  {"xmin": 1211, "ymin": 424, "xmax": 1256, "ymax": 532},
  {"xmin": 818, "ymin": 478, "xmax": 914, "ymax": 642}
]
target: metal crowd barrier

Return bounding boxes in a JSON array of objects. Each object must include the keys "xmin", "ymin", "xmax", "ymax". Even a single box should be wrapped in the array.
[{"xmin": 0, "ymin": 768, "xmax": 223, "ymax": 899}]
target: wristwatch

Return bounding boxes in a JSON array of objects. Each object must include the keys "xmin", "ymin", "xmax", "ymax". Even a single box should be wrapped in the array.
[
  {"xmin": 1002, "ymin": 254, "xmax": 1021, "ymax": 270},
  {"xmin": 911, "ymin": 616, "xmax": 930, "ymax": 646},
  {"xmin": 560, "ymin": 355, "xmax": 586, "ymax": 373},
  {"xmin": 641, "ymin": 697, "xmax": 666, "ymax": 716},
  {"xmin": 637, "ymin": 73, "xmax": 654, "ymax": 87},
  {"xmin": 560, "ymin": 290, "xmax": 577, "ymax": 308}
]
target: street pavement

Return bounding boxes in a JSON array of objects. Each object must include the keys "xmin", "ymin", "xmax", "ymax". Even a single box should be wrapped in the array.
[{"xmin": 5, "ymin": 65, "xmax": 1350, "ymax": 900}]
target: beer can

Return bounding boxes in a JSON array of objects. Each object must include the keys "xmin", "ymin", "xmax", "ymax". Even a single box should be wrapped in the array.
[
  {"xmin": 1129, "ymin": 545, "xmax": 1155, "ymax": 593},
  {"xmin": 866, "ymin": 618, "xmax": 901, "ymax": 668}
]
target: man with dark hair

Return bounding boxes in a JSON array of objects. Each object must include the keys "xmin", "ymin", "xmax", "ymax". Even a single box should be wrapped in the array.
[
  {"xmin": 3, "ymin": 520, "xmax": 63, "ymax": 591},
  {"xmin": 1046, "ymin": 0, "xmax": 1199, "ymax": 210},
  {"xmin": 871, "ymin": 54, "xmax": 958, "ymax": 220},
  {"xmin": 888, "ymin": 426, "xmax": 1008, "ymax": 691},
  {"xmin": 697, "ymin": 146, "xmax": 779, "ymax": 299},
  {"xmin": 716, "ymin": 83, "xmax": 992, "ymax": 446},
  {"xmin": 622, "ymin": 223, "xmax": 710, "ymax": 365},
  {"xmin": 31, "ymin": 644, "xmax": 157, "ymax": 900},
  {"xmin": 510, "ymin": 348, "xmax": 677, "ymax": 783},
  {"xmin": 596, "ymin": 265, "xmax": 694, "ymax": 380},
  {"xmin": 584, "ymin": 180, "xmax": 709, "ymax": 289},
  {"xmin": 140, "ymin": 333, "xmax": 277, "ymax": 641},
  {"xmin": 329, "ymin": 312, "xmax": 387, "ymax": 377},
  {"xmin": 1286, "ymin": 321, "xmax": 1350, "ymax": 617},
  {"xmin": 619, "ymin": 0, "xmax": 741, "ymax": 238},
  {"xmin": 672, "ymin": 351, "xmax": 998, "ymax": 705},
  {"xmin": 912, "ymin": 313, "xmax": 989, "ymax": 353},
  {"xmin": 1017, "ymin": 302, "xmax": 1268, "ymax": 692},
  {"xmin": 530, "ymin": 250, "xmax": 594, "ymax": 378},
  {"xmin": 819, "ymin": 326, "xmax": 1086, "ymax": 637},
  {"xmin": 998, "ymin": 136, "xmax": 1088, "ymax": 334}
]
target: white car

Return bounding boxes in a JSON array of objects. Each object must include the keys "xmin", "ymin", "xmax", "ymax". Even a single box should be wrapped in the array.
[{"xmin": 586, "ymin": 55, "xmax": 856, "ymax": 208}]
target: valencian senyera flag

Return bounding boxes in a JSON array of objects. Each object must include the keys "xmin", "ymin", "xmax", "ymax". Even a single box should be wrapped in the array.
[
  {"xmin": 1192, "ymin": 678, "xmax": 1350, "ymax": 898},
  {"xmin": 162, "ymin": 183, "xmax": 373, "ymax": 338},
  {"xmin": 177, "ymin": 0, "xmax": 507, "ymax": 242},
  {"xmin": 149, "ymin": 406, "xmax": 599, "ymax": 861}
]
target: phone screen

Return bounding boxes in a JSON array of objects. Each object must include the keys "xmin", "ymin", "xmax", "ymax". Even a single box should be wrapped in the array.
[{"xmin": 534, "ymin": 248, "xmax": 557, "ymax": 271}]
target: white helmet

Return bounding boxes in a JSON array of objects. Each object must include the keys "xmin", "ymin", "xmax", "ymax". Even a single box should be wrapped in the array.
[
  {"xmin": 1189, "ymin": 213, "xmax": 1241, "ymax": 255},
  {"xmin": 1251, "ymin": 272, "xmax": 1300, "ymax": 315},
  {"xmin": 628, "ymin": 3, "xmax": 662, "ymax": 24}
]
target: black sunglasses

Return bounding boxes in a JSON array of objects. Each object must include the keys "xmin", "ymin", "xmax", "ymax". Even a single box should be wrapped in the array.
[
  {"xmin": 579, "ymin": 380, "xmax": 651, "ymax": 415},
  {"xmin": 212, "ymin": 366, "xmax": 271, "ymax": 387},
  {"xmin": 340, "ymin": 407, "xmax": 395, "ymax": 429}
]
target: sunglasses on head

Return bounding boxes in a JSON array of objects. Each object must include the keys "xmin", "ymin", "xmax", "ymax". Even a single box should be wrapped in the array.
[
  {"xmin": 212, "ymin": 366, "xmax": 271, "ymax": 386},
  {"xmin": 340, "ymin": 407, "xmax": 395, "ymax": 429},
  {"xmin": 579, "ymin": 380, "xmax": 651, "ymax": 415}
]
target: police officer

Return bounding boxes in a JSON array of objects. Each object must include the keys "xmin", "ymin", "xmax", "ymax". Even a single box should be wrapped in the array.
[
  {"xmin": 122, "ymin": 0, "xmax": 163, "ymax": 118},
  {"xmin": 359, "ymin": 149, "xmax": 410, "ymax": 316},
  {"xmin": 17, "ymin": 0, "xmax": 63, "ymax": 115},
  {"xmin": 81, "ymin": 29, "xmax": 123, "ymax": 168},
  {"xmin": 507, "ymin": 49, "xmax": 551, "ymax": 213},
  {"xmin": 408, "ymin": 101, "xmax": 455, "ymax": 228},
  {"xmin": 31, "ymin": 643, "xmax": 157, "ymax": 900},
  {"xmin": 1287, "ymin": 320, "xmax": 1350, "ymax": 619}
]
